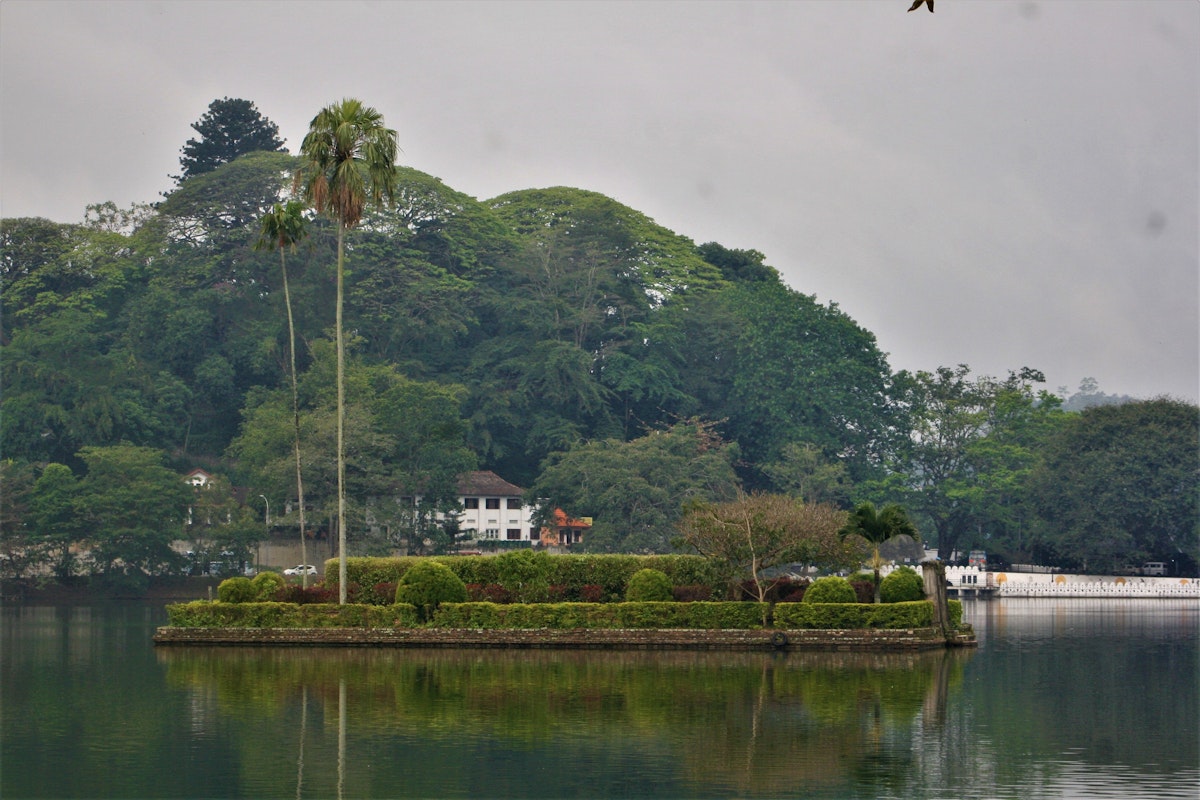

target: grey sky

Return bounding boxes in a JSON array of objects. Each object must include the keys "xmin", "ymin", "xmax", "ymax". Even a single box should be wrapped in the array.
[{"xmin": 2, "ymin": 0, "xmax": 1196, "ymax": 402}]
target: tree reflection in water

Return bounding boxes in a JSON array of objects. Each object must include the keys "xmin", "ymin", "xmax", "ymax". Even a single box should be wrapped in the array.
[{"xmin": 158, "ymin": 646, "xmax": 970, "ymax": 797}]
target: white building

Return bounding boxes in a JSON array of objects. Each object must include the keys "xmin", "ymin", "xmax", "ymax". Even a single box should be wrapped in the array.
[{"xmin": 454, "ymin": 471, "xmax": 540, "ymax": 543}]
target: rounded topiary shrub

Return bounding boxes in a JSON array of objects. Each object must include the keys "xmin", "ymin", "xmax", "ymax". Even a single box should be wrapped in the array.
[
  {"xmin": 801, "ymin": 576, "xmax": 857, "ymax": 604},
  {"xmin": 625, "ymin": 568, "xmax": 673, "ymax": 602},
  {"xmin": 217, "ymin": 576, "xmax": 257, "ymax": 603},
  {"xmin": 879, "ymin": 566, "xmax": 925, "ymax": 603},
  {"xmin": 396, "ymin": 560, "xmax": 468, "ymax": 619},
  {"xmin": 252, "ymin": 571, "xmax": 286, "ymax": 600}
]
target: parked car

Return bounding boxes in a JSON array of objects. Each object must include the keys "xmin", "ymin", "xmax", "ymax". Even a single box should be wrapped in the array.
[{"xmin": 284, "ymin": 565, "xmax": 318, "ymax": 576}]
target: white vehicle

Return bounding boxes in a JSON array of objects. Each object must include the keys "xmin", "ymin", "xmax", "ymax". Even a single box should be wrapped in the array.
[
  {"xmin": 1142, "ymin": 562, "xmax": 1167, "ymax": 576},
  {"xmin": 284, "ymin": 565, "xmax": 318, "ymax": 576}
]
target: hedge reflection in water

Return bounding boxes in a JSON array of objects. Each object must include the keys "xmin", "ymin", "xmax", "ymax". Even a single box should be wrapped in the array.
[{"xmin": 157, "ymin": 646, "xmax": 970, "ymax": 797}]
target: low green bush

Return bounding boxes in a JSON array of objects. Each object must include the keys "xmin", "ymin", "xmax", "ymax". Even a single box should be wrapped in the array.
[
  {"xmin": 625, "ymin": 568, "xmax": 673, "ymax": 602},
  {"xmin": 802, "ymin": 576, "xmax": 857, "ymax": 604},
  {"xmin": 217, "ymin": 576, "xmax": 257, "ymax": 603},
  {"xmin": 251, "ymin": 571, "xmax": 286, "ymax": 600},
  {"xmin": 395, "ymin": 561, "xmax": 468, "ymax": 620},
  {"xmin": 773, "ymin": 600, "xmax": 934, "ymax": 629},
  {"xmin": 165, "ymin": 601, "xmax": 420, "ymax": 628},
  {"xmin": 879, "ymin": 566, "xmax": 925, "ymax": 603}
]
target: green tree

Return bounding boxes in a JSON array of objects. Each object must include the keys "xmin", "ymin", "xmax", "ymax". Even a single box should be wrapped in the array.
[
  {"xmin": 173, "ymin": 97, "xmax": 286, "ymax": 185},
  {"xmin": 761, "ymin": 442, "xmax": 853, "ymax": 507},
  {"xmin": 74, "ymin": 446, "xmax": 191, "ymax": 584},
  {"xmin": 696, "ymin": 241, "xmax": 778, "ymax": 284},
  {"xmin": 676, "ymin": 492, "xmax": 852, "ymax": 603},
  {"xmin": 838, "ymin": 502, "xmax": 919, "ymax": 602},
  {"xmin": 29, "ymin": 463, "xmax": 85, "ymax": 578},
  {"xmin": 642, "ymin": 280, "xmax": 901, "ymax": 488},
  {"xmin": 881, "ymin": 365, "xmax": 1056, "ymax": 561},
  {"xmin": 0, "ymin": 460, "xmax": 38, "ymax": 579},
  {"xmin": 531, "ymin": 419, "xmax": 741, "ymax": 553},
  {"xmin": 296, "ymin": 98, "xmax": 399, "ymax": 603},
  {"xmin": 157, "ymin": 151, "xmax": 298, "ymax": 254},
  {"xmin": 256, "ymin": 200, "xmax": 312, "ymax": 584},
  {"xmin": 1026, "ymin": 398, "xmax": 1199, "ymax": 573},
  {"xmin": 184, "ymin": 472, "xmax": 261, "ymax": 576},
  {"xmin": 228, "ymin": 343, "xmax": 475, "ymax": 558}
]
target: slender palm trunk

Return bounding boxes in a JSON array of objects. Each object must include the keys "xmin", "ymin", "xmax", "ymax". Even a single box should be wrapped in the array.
[
  {"xmin": 336, "ymin": 223, "xmax": 347, "ymax": 605},
  {"xmin": 280, "ymin": 248, "xmax": 309, "ymax": 589}
]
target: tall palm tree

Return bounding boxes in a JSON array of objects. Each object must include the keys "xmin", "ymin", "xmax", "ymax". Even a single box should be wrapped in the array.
[
  {"xmin": 256, "ymin": 200, "xmax": 310, "ymax": 587},
  {"xmin": 839, "ymin": 502, "xmax": 920, "ymax": 602},
  {"xmin": 296, "ymin": 99, "xmax": 397, "ymax": 604}
]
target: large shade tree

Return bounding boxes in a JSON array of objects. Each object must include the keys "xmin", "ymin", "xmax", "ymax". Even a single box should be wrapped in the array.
[
  {"xmin": 295, "ymin": 99, "xmax": 399, "ymax": 602},
  {"xmin": 1026, "ymin": 398, "xmax": 1199, "ymax": 573}
]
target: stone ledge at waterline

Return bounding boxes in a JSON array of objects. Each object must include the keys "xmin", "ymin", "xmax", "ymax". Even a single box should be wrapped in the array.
[{"xmin": 153, "ymin": 625, "xmax": 974, "ymax": 651}]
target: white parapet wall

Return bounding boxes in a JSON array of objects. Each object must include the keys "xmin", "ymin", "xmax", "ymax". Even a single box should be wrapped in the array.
[
  {"xmin": 879, "ymin": 563, "xmax": 1200, "ymax": 598},
  {"xmin": 992, "ymin": 573, "xmax": 1199, "ymax": 598}
]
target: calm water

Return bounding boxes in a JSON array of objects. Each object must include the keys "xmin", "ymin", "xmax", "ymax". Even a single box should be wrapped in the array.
[{"xmin": 2, "ymin": 600, "xmax": 1196, "ymax": 799}]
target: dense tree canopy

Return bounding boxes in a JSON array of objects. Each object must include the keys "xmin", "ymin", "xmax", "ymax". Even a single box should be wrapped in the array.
[
  {"xmin": 3, "ymin": 104, "xmax": 1195, "ymax": 577},
  {"xmin": 530, "ymin": 420, "xmax": 741, "ymax": 553},
  {"xmin": 1026, "ymin": 398, "xmax": 1199, "ymax": 573}
]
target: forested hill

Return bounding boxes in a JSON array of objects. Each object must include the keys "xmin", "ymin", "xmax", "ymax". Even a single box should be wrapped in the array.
[
  {"xmin": 3, "ymin": 150, "xmax": 1196, "ymax": 570},
  {"xmin": 1, "ymin": 151, "xmax": 898, "ymax": 485}
]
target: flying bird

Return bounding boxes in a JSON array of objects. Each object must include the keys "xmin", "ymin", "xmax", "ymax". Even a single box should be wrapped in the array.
[{"xmin": 909, "ymin": 0, "xmax": 934, "ymax": 11}]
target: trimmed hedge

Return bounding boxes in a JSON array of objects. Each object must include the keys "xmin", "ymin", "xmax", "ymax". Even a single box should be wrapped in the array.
[
  {"xmin": 879, "ymin": 566, "xmax": 925, "ymax": 603},
  {"xmin": 330, "ymin": 554, "xmax": 723, "ymax": 603},
  {"xmin": 395, "ymin": 560, "xmax": 468, "ymax": 620},
  {"xmin": 625, "ymin": 569, "xmax": 673, "ymax": 601},
  {"xmin": 217, "ymin": 576, "xmax": 257, "ymax": 603},
  {"xmin": 164, "ymin": 598, "xmax": 946, "ymax": 633},
  {"xmin": 773, "ymin": 600, "xmax": 934, "ymax": 630},
  {"xmin": 802, "ymin": 576, "xmax": 857, "ymax": 604},
  {"xmin": 252, "ymin": 571, "xmax": 286, "ymax": 600},
  {"xmin": 948, "ymin": 599, "xmax": 964, "ymax": 629},
  {"xmin": 431, "ymin": 602, "xmax": 768, "ymax": 630},
  {"xmin": 166, "ymin": 601, "xmax": 420, "ymax": 628}
]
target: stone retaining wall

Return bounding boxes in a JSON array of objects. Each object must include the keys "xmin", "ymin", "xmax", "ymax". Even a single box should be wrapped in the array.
[{"xmin": 153, "ymin": 626, "xmax": 965, "ymax": 651}]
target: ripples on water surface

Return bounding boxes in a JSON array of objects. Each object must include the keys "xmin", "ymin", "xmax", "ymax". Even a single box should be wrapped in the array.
[{"xmin": 1, "ymin": 599, "xmax": 1196, "ymax": 798}]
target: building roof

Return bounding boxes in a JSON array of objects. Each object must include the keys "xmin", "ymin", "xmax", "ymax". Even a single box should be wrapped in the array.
[{"xmin": 456, "ymin": 470, "xmax": 525, "ymax": 497}]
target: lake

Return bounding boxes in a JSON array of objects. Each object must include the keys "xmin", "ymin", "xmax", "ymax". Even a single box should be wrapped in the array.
[{"xmin": 2, "ymin": 599, "xmax": 1196, "ymax": 799}]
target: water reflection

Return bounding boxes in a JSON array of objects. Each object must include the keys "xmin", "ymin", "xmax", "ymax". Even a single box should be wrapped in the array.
[
  {"xmin": 5, "ymin": 603, "xmax": 1195, "ymax": 799},
  {"xmin": 156, "ymin": 647, "xmax": 971, "ymax": 798}
]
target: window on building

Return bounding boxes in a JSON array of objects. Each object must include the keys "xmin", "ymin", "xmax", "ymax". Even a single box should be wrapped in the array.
[
  {"xmin": 483, "ymin": 528, "xmax": 499, "ymax": 539},
  {"xmin": 464, "ymin": 498, "xmax": 479, "ymax": 509},
  {"xmin": 530, "ymin": 528, "xmax": 540, "ymax": 540},
  {"xmin": 507, "ymin": 498, "xmax": 522, "ymax": 510},
  {"xmin": 506, "ymin": 528, "xmax": 521, "ymax": 540},
  {"xmin": 485, "ymin": 498, "xmax": 500, "ymax": 510}
]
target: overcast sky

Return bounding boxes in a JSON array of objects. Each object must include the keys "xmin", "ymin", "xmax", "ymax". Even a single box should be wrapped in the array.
[{"xmin": 2, "ymin": 0, "xmax": 1196, "ymax": 403}]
